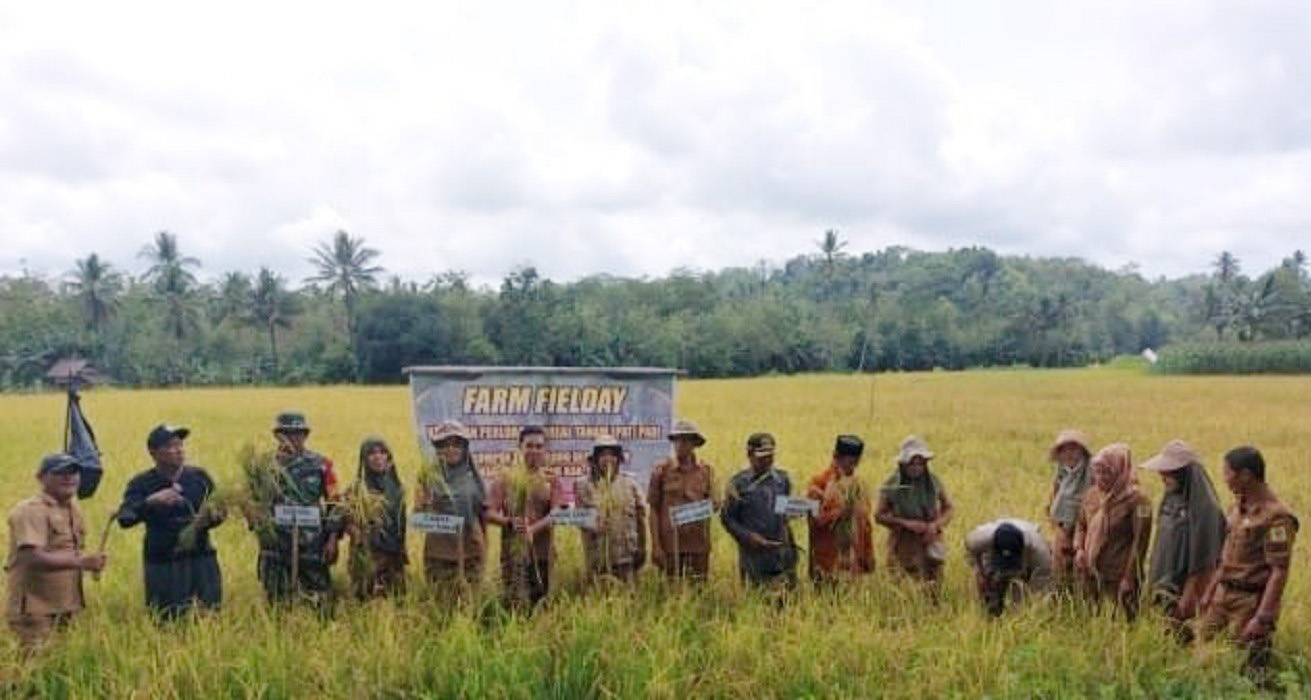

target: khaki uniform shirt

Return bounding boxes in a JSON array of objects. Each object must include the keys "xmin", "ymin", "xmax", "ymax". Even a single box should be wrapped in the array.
[
  {"xmin": 488, "ymin": 470, "xmax": 559, "ymax": 564},
  {"xmin": 6, "ymin": 493, "xmax": 86, "ymax": 618},
  {"xmin": 575, "ymin": 474, "xmax": 646, "ymax": 571},
  {"xmin": 1076, "ymin": 490, "xmax": 1152, "ymax": 584},
  {"xmin": 648, "ymin": 456, "xmax": 716, "ymax": 556},
  {"xmin": 1216, "ymin": 494, "xmax": 1298, "ymax": 592}
]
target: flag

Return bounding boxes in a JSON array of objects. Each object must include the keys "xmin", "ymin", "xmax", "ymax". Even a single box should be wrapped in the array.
[{"xmin": 65, "ymin": 382, "xmax": 103, "ymax": 499}]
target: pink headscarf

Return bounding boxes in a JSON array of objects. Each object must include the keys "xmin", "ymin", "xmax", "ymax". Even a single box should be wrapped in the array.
[{"xmin": 1084, "ymin": 443, "xmax": 1138, "ymax": 566}]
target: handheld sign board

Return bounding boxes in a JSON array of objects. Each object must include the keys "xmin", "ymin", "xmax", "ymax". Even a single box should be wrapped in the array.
[
  {"xmin": 273, "ymin": 505, "xmax": 322, "ymax": 528},
  {"xmin": 669, "ymin": 499, "xmax": 714, "ymax": 526},
  {"xmin": 773, "ymin": 497, "xmax": 819, "ymax": 518},
  {"xmin": 551, "ymin": 508, "xmax": 599, "ymax": 529},
  {"xmin": 411, "ymin": 512, "xmax": 465, "ymax": 535}
]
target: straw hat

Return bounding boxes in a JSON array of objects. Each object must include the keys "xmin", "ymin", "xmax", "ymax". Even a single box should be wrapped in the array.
[
  {"xmin": 667, "ymin": 420, "xmax": 706, "ymax": 447},
  {"xmin": 897, "ymin": 435, "xmax": 934, "ymax": 464},
  {"xmin": 1140, "ymin": 439, "xmax": 1201, "ymax": 473}
]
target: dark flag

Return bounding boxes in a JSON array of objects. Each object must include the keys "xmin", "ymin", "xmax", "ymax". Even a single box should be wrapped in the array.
[{"xmin": 65, "ymin": 382, "xmax": 103, "ymax": 499}]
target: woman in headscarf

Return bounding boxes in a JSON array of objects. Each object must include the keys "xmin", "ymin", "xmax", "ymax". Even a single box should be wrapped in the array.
[
  {"xmin": 574, "ymin": 435, "xmax": 647, "ymax": 584},
  {"xmin": 1045, "ymin": 429, "xmax": 1093, "ymax": 587},
  {"xmin": 1140, "ymin": 439, "xmax": 1227, "ymax": 631},
  {"xmin": 414, "ymin": 420, "xmax": 487, "ymax": 593},
  {"xmin": 346, "ymin": 436, "xmax": 407, "ymax": 599},
  {"xmin": 1073, "ymin": 443, "xmax": 1152, "ymax": 620},
  {"xmin": 875, "ymin": 435, "xmax": 954, "ymax": 585}
]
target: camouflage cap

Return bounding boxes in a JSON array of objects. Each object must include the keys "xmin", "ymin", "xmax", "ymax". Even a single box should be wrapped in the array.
[
  {"xmin": 897, "ymin": 435, "xmax": 934, "ymax": 464},
  {"xmin": 429, "ymin": 420, "xmax": 471, "ymax": 445},
  {"xmin": 591, "ymin": 434, "xmax": 625, "ymax": 461},
  {"xmin": 38, "ymin": 452, "xmax": 84, "ymax": 476},
  {"xmin": 273, "ymin": 411, "xmax": 311, "ymax": 433},
  {"xmin": 746, "ymin": 432, "xmax": 776, "ymax": 457},
  {"xmin": 1140, "ymin": 439, "xmax": 1201, "ymax": 473},
  {"xmin": 667, "ymin": 419, "xmax": 706, "ymax": 447}
]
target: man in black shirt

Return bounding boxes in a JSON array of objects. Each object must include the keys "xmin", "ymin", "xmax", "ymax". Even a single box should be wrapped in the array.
[{"xmin": 117, "ymin": 425, "xmax": 224, "ymax": 619}]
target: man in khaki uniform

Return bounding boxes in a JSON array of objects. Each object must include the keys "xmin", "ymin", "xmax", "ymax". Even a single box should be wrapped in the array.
[
  {"xmin": 6, "ymin": 453, "xmax": 107, "ymax": 650},
  {"xmin": 648, "ymin": 420, "xmax": 717, "ymax": 580},
  {"xmin": 1198, "ymin": 446, "xmax": 1299, "ymax": 681}
]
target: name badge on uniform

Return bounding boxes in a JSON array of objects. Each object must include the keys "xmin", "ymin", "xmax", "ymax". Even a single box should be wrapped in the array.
[
  {"xmin": 773, "ymin": 496, "xmax": 819, "ymax": 517},
  {"xmin": 273, "ymin": 505, "xmax": 322, "ymax": 528},
  {"xmin": 411, "ymin": 512, "xmax": 465, "ymax": 534},
  {"xmin": 551, "ymin": 508, "xmax": 599, "ymax": 529},
  {"xmin": 670, "ymin": 500, "xmax": 714, "ymax": 526}
]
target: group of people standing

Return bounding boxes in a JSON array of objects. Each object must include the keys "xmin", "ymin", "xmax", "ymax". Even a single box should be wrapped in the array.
[{"xmin": 4, "ymin": 414, "xmax": 1298, "ymax": 682}]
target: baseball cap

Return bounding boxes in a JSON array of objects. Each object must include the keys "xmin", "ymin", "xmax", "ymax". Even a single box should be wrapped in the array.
[{"xmin": 147, "ymin": 424, "xmax": 191, "ymax": 451}]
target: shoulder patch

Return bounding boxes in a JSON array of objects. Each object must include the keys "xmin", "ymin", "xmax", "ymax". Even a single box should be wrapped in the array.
[{"xmin": 1269, "ymin": 525, "xmax": 1289, "ymax": 544}]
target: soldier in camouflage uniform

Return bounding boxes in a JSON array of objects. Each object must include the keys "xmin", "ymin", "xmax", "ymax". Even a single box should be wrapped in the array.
[{"xmin": 256, "ymin": 411, "xmax": 343, "ymax": 607}]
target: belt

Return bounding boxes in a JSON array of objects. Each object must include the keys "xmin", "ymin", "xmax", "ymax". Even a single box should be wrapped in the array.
[{"xmin": 1221, "ymin": 579, "xmax": 1266, "ymax": 594}]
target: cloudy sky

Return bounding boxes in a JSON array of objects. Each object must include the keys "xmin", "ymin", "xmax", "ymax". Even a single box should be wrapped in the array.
[{"xmin": 2, "ymin": 0, "xmax": 1308, "ymax": 286}]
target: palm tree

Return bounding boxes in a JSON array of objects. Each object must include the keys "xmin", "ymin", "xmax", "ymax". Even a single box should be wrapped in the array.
[
  {"xmin": 1214, "ymin": 251, "xmax": 1240, "ymax": 285},
  {"xmin": 816, "ymin": 228, "xmax": 847, "ymax": 298},
  {"xmin": 246, "ymin": 268, "xmax": 298, "ymax": 374},
  {"xmin": 65, "ymin": 254, "xmax": 123, "ymax": 339},
  {"xmin": 139, "ymin": 231, "xmax": 201, "ymax": 342},
  {"xmin": 212, "ymin": 271, "xmax": 252, "ymax": 326},
  {"xmin": 306, "ymin": 230, "xmax": 383, "ymax": 362}
]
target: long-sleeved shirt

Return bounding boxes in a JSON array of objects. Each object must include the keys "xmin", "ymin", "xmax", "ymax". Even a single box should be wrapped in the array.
[
  {"xmin": 721, "ymin": 466, "xmax": 796, "ymax": 580},
  {"xmin": 117, "ymin": 465, "xmax": 219, "ymax": 563},
  {"xmin": 964, "ymin": 518, "xmax": 1053, "ymax": 591}
]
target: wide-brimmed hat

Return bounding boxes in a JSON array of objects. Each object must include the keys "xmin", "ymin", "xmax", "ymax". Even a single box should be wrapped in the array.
[
  {"xmin": 273, "ymin": 411, "xmax": 311, "ymax": 433},
  {"xmin": 746, "ymin": 432, "xmax": 776, "ymax": 457},
  {"xmin": 146, "ymin": 424, "xmax": 190, "ymax": 451},
  {"xmin": 429, "ymin": 420, "xmax": 471, "ymax": 445},
  {"xmin": 1048, "ymin": 429, "xmax": 1091, "ymax": 461},
  {"xmin": 897, "ymin": 435, "xmax": 934, "ymax": 464},
  {"xmin": 667, "ymin": 420, "xmax": 706, "ymax": 447},
  {"xmin": 1140, "ymin": 439, "xmax": 1201, "ymax": 473},
  {"xmin": 591, "ymin": 434, "xmax": 625, "ymax": 460}
]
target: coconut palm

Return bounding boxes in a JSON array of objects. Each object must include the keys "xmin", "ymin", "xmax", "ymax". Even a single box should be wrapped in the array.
[
  {"xmin": 65, "ymin": 253, "xmax": 124, "ymax": 338},
  {"xmin": 246, "ymin": 267, "xmax": 298, "ymax": 374},
  {"xmin": 139, "ymin": 231, "xmax": 201, "ymax": 342},
  {"xmin": 306, "ymin": 230, "xmax": 383, "ymax": 363}
]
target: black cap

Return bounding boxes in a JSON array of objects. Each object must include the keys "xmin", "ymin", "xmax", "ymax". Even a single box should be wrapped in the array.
[
  {"xmin": 746, "ymin": 432, "xmax": 776, "ymax": 456},
  {"xmin": 147, "ymin": 424, "xmax": 191, "ymax": 451},
  {"xmin": 38, "ymin": 453, "xmax": 83, "ymax": 476},
  {"xmin": 834, "ymin": 435, "xmax": 864, "ymax": 458},
  {"xmin": 993, "ymin": 523, "xmax": 1025, "ymax": 570}
]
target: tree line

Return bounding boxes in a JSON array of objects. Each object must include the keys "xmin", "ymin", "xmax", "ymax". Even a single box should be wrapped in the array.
[{"xmin": 1, "ymin": 230, "xmax": 1308, "ymax": 388}]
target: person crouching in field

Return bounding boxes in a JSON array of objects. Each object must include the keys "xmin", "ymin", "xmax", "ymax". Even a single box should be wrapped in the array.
[
  {"xmin": 964, "ymin": 519, "xmax": 1052, "ymax": 616},
  {"xmin": 808, "ymin": 435, "xmax": 874, "ymax": 583},
  {"xmin": 1073, "ymin": 443, "xmax": 1151, "ymax": 620},
  {"xmin": 1140, "ymin": 440, "xmax": 1226, "ymax": 638},
  {"xmin": 117, "ymin": 424, "xmax": 224, "ymax": 619},
  {"xmin": 721, "ymin": 433, "xmax": 799, "ymax": 589},
  {"xmin": 1046, "ymin": 429, "xmax": 1093, "ymax": 589},
  {"xmin": 6, "ymin": 453, "xmax": 107, "ymax": 651},
  {"xmin": 255, "ymin": 411, "xmax": 344, "ymax": 608},
  {"xmin": 1196, "ymin": 446, "xmax": 1299, "ymax": 683},
  {"xmin": 415, "ymin": 421, "xmax": 487, "ymax": 595},
  {"xmin": 648, "ymin": 420, "xmax": 717, "ymax": 581},
  {"xmin": 487, "ymin": 426, "xmax": 560, "ymax": 609},
  {"xmin": 876, "ymin": 436, "xmax": 953, "ymax": 588},
  {"xmin": 575, "ymin": 435, "xmax": 647, "ymax": 584},
  {"xmin": 346, "ymin": 436, "xmax": 408, "ymax": 600}
]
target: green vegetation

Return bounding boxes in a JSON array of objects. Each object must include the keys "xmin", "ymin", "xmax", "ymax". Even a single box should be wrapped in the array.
[{"xmin": 1155, "ymin": 341, "xmax": 1311, "ymax": 375}]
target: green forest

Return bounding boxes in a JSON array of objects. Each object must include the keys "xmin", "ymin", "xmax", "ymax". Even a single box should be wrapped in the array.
[{"xmin": 1, "ymin": 231, "xmax": 1308, "ymax": 388}]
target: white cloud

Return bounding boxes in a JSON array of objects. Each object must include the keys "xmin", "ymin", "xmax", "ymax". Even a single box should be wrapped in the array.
[{"xmin": 1, "ymin": 0, "xmax": 1309, "ymax": 284}]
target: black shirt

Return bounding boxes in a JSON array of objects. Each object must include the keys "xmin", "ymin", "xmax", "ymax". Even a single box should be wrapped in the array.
[{"xmin": 117, "ymin": 465, "xmax": 218, "ymax": 563}]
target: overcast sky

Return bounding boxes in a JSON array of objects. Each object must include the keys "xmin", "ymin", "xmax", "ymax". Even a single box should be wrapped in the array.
[{"xmin": 2, "ymin": 0, "xmax": 1308, "ymax": 286}]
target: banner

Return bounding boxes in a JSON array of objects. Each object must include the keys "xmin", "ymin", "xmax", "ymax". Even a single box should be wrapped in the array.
[{"xmin": 406, "ymin": 366, "xmax": 677, "ymax": 503}]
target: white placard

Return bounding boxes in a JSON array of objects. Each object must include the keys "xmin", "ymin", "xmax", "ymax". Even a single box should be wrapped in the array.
[
  {"xmin": 773, "ymin": 496, "xmax": 819, "ymax": 517},
  {"xmin": 669, "ymin": 499, "xmax": 714, "ymax": 526},
  {"xmin": 411, "ymin": 512, "xmax": 465, "ymax": 534},
  {"xmin": 551, "ymin": 507, "xmax": 599, "ymax": 529},
  {"xmin": 273, "ymin": 505, "xmax": 322, "ymax": 527}
]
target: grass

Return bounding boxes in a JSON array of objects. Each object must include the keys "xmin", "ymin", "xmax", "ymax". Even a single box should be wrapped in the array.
[{"xmin": 0, "ymin": 368, "xmax": 1308, "ymax": 697}]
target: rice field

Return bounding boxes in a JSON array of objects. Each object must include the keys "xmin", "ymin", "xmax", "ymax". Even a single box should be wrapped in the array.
[{"xmin": 1, "ymin": 368, "xmax": 1309, "ymax": 698}]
